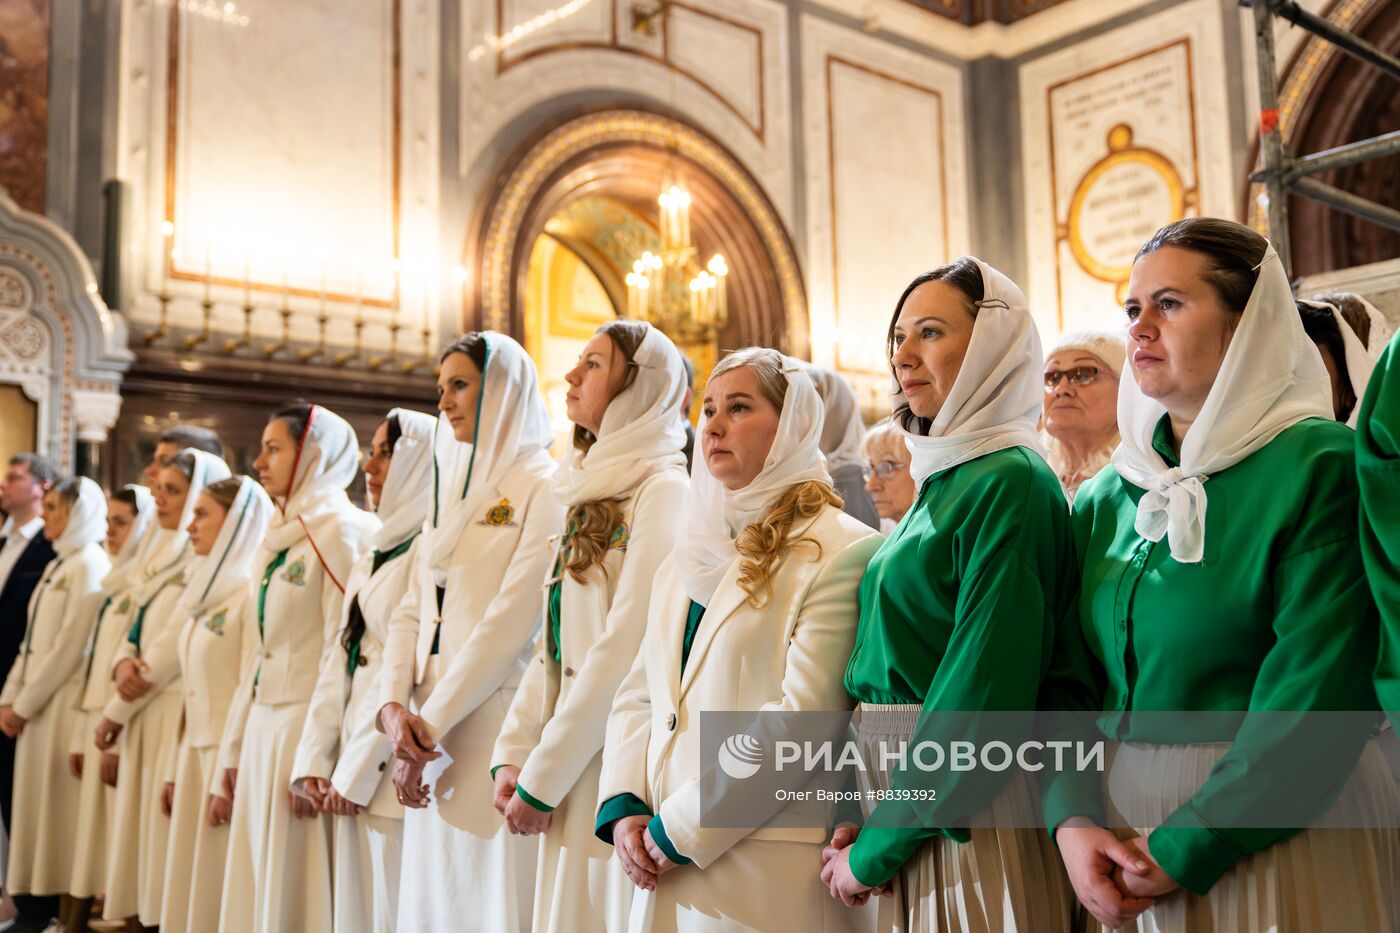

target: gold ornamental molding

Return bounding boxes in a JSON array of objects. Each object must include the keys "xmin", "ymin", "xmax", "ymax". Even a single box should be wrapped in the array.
[
  {"xmin": 1060, "ymin": 123, "xmax": 1193, "ymax": 304},
  {"xmin": 476, "ymin": 109, "xmax": 806, "ymax": 353}
]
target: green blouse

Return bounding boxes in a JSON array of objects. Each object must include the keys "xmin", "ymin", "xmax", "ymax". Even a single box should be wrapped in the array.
[
  {"xmin": 1359, "ymin": 333, "xmax": 1400, "ymax": 728},
  {"xmin": 1042, "ymin": 415, "xmax": 1380, "ymax": 896},
  {"xmin": 843, "ymin": 446, "xmax": 1073, "ymax": 888}
]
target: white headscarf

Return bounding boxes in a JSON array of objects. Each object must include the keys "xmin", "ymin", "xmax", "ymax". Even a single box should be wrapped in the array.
[
  {"xmin": 262, "ymin": 404, "xmax": 374, "ymax": 592},
  {"xmin": 374, "ymin": 408, "xmax": 435, "ymax": 551},
  {"xmin": 1112, "ymin": 243, "xmax": 1333, "ymax": 564},
  {"xmin": 100, "ymin": 485, "xmax": 155, "ymax": 598},
  {"xmin": 676, "ymin": 350, "xmax": 831, "ymax": 606},
  {"xmin": 896, "ymin": 257, "xmax": 1046, "ymax": 487},
  {"xmin": 550, "ymin": 323, "xmax": 687, "ymax": 508},
  {"xmin": 131, "ymin": 448, "xmax": 230, "ymax": 606},
  {"xmin": 179, "ymin": 476, "xmax": 276, "ymax": 617},
  {"xmin": 427, "ymin": 332, "xmax": 554, "ymax": 585},
  {"xmin": 806, "ymin": 365, "xmax": 867, "ymax": 475},
  {"xmin": 52, "ymin": 477, "xmax": 108, "ymax": 558},
  {"xmin": 1299, "ymin": 296, "xmax": 1395, "ymax": 428}
]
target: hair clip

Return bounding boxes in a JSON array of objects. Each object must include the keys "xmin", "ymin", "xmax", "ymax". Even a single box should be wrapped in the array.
[{"xmin": 974, "ymin": 298, "xmax": 1009, "ymax": 311}]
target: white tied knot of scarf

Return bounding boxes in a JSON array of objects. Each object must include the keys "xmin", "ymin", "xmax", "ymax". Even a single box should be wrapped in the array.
[{"xmin": 1112, "ymin": 243, "xmax": 1333, "ymax": 564}]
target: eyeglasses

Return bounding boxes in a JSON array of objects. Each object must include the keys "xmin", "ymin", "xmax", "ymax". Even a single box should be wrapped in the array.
[
  {"xmin": 1043, "ymin": 366, "xmax": 1102, "ymax": 389},
  {"xmin": 861, "ymin": 460, "xmax": 904, "ymax": 481}
]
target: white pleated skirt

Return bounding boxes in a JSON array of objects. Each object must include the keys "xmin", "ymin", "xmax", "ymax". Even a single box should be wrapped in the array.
[
  {"xmin": 334, "ymin": 812, "xmax": 402, "ymax": 933},
  {"xmin": 5, "ymin": 681, "xmax": 80, "ymax": 896},
  {"xmin": 69, "ymin": 707, "xmax": 114, "ymax": 898},
  {"xmin": 1088, "ymin": 739, "xmax": 1400, "ymax": 933},
  {"xmin": 161, "ymin": 740, "xmax": 229, "ymax": 933},
  {"xmin": 395, "ymin": 662, "xmax": 537, "ymax": 933},
  {"xmin": 854, "ymin": 703, "xmax": 1075, "ymax": 933},
  {"xmin": 626, "ymin": 835, "xmax": 873, "ymax": 933},
  {"xmin": 219, "ymin": 701, "xmax": 333, "ymax": 933},
  {"xmin": 532, "ymin": 751, "xmax": 633, "ymax": 933},
  {"xmin": 102, "ymin": 689, "xmax": 183, "ymax": 923}
]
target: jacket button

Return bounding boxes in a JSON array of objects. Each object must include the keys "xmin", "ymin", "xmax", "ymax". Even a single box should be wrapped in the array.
[
  {"xmin": 378, "ymin": 761, "xmax": 386, "ymax": 772},
  {"xmin": 666, "ymin": 713, "xmax": 677, "ymax": 731},
  {"xmin": 563, "ymin": 667, "xmax": 575, "ymax": 677}
]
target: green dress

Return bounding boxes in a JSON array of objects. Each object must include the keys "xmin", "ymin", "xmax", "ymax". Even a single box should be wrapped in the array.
[
  {"xmin": 1359, "ymin": 332, "xmax": 1400, "ymax": 728},
  {"xmin": 843, "ymin": 446, "xmax": 1073, "ymax": 888},
  {"xmin": 1042, "ymin": 415, "xmax": 1381, "ymax": 895}
]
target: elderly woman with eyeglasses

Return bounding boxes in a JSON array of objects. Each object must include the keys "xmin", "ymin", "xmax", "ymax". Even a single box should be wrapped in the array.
[
  {"xmin": 1039, "ymin": 330, "xmax": 1125, "ymax": 500},
  {"xmin": 860, "ymin": 420, "xmax": 916, "ymax": 529}
]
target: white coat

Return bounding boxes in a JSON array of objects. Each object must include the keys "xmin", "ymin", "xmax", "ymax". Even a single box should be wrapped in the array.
[
  {"xmin": 294, "ymin": 536, "xmax": 420, "ymax": 933},
  {"xmin": 377, "ymin": 449, "xmax": 563, "ymax": 933},
  {"xmin": 1, "ymin": 541, "xmax": 109, "ymax": 896},
  {"xmin": 599, "ymin": 505, "xmax": 882, "ymax": 933},
  {"xmin": 492, "ymin": 468, "xmax": 688, "ymax": 933},
  {"xmin": 159, "ymin": 584, "xmax": 258, "ymax": 932},
  {"xmin": 218, "ymin": 511, "xmax": 377, "ymax": 933},
  {"xmin": 102, "ymin": 559, "xmax": 191, "ymax": 923},
  {"xmin": 68, "ymin": 586, "xmax": 140, "ymax": 898}
]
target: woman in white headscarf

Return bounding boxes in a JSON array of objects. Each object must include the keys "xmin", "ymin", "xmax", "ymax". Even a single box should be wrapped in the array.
[
  {"xmin": 160, "ymin": 473, "xmax": 274, "ymax": 932},
  {"xmin": 66, "ymin": 484, "xmax": 153, "ymax": 918},
  {"xmin": 489, "ymin": 321, "xmax": 688, "ymax": 932},
  {"xmin": 1296, "ymin": 292, "xmax": 1394, "ymax": 426},
  {"xmin": 1044, "ymin": 218, "xmax": 1399, "ymax": 932},
  {"xmin": 596, "ymin": 347, "xmax": 881, "ymax": 933},
  {"xmin": 218, "ymin": 404, "xmax": 379, "ymax": 933},
  {"xmin": 290, "ymin": 408, "xmax": 433, "ymax": 933},
  {"xmin": 821, "ymin": 258, "xmax": 1076, "ymax": 932},
  {"xmin": 376, "ymin": 333, "xmax": 562, "ymax": 933},
  {"xmin": 0, "ymin": 477, "xmax": 109, "ymax": 901},
  {"xmin": 98, "ymin": 447, "xmax": 229, "ymax": 926},
  {"xmin": 806, "ymin": 366, "xmax": 880, "ymax": 529}
]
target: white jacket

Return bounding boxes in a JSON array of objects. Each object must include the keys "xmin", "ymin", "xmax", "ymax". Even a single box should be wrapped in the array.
[
  {"xmin": 176, "ymin": 585, "xmax": 258, "ymax": 792},
  {"xmin": 1, "ymin": 543, "xmax": 110, "ymax": 720},
  {"xmin": 218, "ymin": 514, "xmax": 376, "ymax": 772},
  {"xmin": 101, "ymin": 565, "xmax": 191, "ymax": 725},
  {"xmin": 377, "ymin": 449, "xmax": 563, "ymax": 742},
  {"xmin": 293, "ymin": 535, "xmax": 420, "ymax": 809},
  {"xmin": 491, "ymin": 468, "xmax": 687, "ymax": 808},
  {"xmin": 598, "ymin": 506, "xmax": 880, "ymax": 869}
]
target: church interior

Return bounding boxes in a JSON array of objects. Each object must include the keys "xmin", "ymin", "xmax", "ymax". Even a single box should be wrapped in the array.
[{"xmin": 0, "ymin": 0, "xmax": 1395, "ymax": 480}]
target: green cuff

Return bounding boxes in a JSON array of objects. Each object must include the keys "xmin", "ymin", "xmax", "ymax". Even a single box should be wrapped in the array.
[
  {"xmin": 1148, "ymin": 805, "xmax": 1251, "ymax": 896},
  {"xmin": 594, "ymin": 793, "xmax": 652, "ymax": 845},
  {"xmin": 647, "ymin": 814, "xmax": 692, "ymax": 866},
  {"xmin": 515, "ymin": 783, "xmax": 555, "ymax": 813},
  {"xmin": 846, "ymin": 825, "xmax": 930, "ymax": 888},
  {"xmin": 490, "ymin": 764, "xmax": 505, "ymax": 780},
  {"xmin": 1041, "ymin": 771, "xmax": 1106, "ymax": 841}
]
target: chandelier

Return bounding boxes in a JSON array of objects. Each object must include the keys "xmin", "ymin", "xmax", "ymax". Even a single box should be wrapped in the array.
[{"xmin": 624, "ymin": 168, "xmax": 729, "ymax": 341}]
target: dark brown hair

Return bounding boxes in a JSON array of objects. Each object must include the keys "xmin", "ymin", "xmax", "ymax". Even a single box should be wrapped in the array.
[
  {"xmin": 158, "ymin": 425, "xmax": 224, "ymax": 458},
  {"xmin": 439, "ymin": 332, "xmax": 489, "ymax": 371},
  {"xmin": 1134, "ymin": 218, "xmax": 1268, "ymax": 314},
  {"xmin": 886, "ymin": 257, "xmax": 984, "ymax": 434},
  {"xmin": 50, "ymin": 476, "xmax": 83, "ymax": 507},
  {"xmin": 202, "ymin": 476, "xmax": 243, "ymax": 512},
  {"xmin": 268, "ymin": 402, "xmax": 313, "ymax": 445}
]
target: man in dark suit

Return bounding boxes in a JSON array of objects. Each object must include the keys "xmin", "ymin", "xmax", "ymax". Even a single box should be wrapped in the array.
[{"xmin": 0, "ymin": 453, "xmax": 60, "ymax": 928}]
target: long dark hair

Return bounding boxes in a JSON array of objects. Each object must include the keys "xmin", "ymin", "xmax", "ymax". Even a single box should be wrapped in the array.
[
  {"xmin": 1134, "ymin": 217, "xmax": 1268, "ymax": 314},
  {"xmin": 886, "ymin": 257, "xmax": 984, "ymax": 434}
]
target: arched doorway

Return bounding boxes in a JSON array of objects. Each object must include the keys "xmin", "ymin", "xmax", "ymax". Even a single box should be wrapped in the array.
[{"xmin": 468, "ymin": 109, "xmax": 806, "ymax": 433}]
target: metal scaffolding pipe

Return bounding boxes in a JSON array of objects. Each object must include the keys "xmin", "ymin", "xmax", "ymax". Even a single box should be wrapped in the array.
[
  {"xmin": 1264, "ymin": 0, "xmax": 1400, "ymax": 82},
  {"xmin": 1250, "ymin": 0, "xmax": 1292, "ymax": 273},
  {"xmin": 1292, "ymin": 176, "xmax": 1400, "ymax": 234},
  {"xmin": 1250, "ymin": 130, "xmax": 1400, "ymax": 184}
]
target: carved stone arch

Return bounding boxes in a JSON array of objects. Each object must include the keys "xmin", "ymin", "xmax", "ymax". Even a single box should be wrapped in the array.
[
  {"xmin": 0, "ymin": 188, "xmax": 132, "ymax": 470},
  {"xmin": 468, "ymin": 108, "xmax": 808, "ymax": 357}
]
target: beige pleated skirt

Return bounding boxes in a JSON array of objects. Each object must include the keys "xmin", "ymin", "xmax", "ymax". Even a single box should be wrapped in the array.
[
  {"xmin": 219, "ymin": 700, "xmax": 333, "ymax": 933},
  {"xmin": 333, "ymin": 811, "xmax": 402, "ymax": 933},
  {"xmin": 69, "ymin": 707, "xmax": 114, "ymax": 897},
  {"xmin": 854, "ymin": 703, "xmax": 1075, "ymax": 933},
  {"xmin": 1086, "ymin": 739, "xmax": 1400, "ymax": 933},
  {"xmin": 5, "ymin": 681, "xmax": 80, "ymax": 896},
  {"xmin": 161, "ymin": 740, "xmax": 229, "ymax": 933},
  {"xmin": 532, "ymin": 751, "xmax": 633, "ymax": 933},
  {"xmin": 395, "ymin": 659, "xmax": 537, "ymax": 933},
  {"xmin": 102, "ymin": 688, "xmax": 183, "ymax": 923}
]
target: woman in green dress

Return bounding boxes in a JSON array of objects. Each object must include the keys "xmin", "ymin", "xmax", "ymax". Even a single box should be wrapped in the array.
[
  {"xmin": 820, "ymin": 256, "xmax": 1076, "ymax": 932},
  {"xmin": 1045, "ymin": 217, "xmax": 1400, "ymax": 932}
]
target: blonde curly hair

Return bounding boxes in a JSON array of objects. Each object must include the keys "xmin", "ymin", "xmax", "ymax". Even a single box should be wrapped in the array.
[{"xmin": 709, "ymin": 348, "xmax": 843, "ymax": 607}]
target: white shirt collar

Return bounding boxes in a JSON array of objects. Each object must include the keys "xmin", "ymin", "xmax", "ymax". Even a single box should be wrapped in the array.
[{"xmin": 0, "ymin": 515, "xmax": 44, "ymax": 544}]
